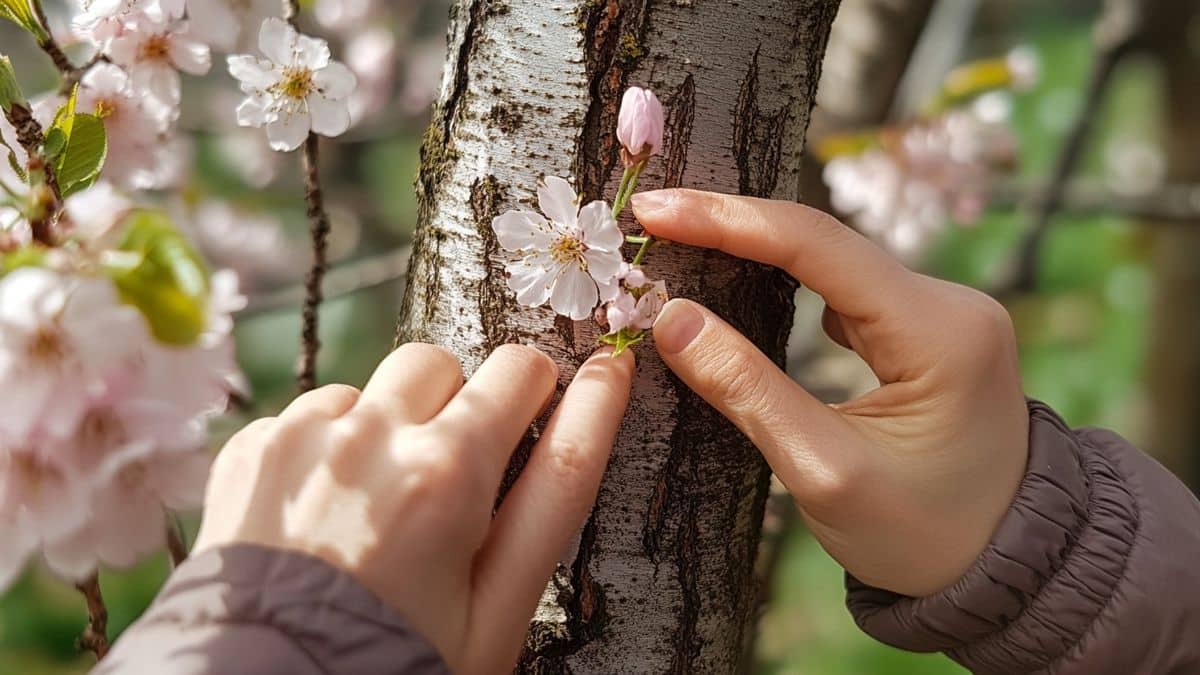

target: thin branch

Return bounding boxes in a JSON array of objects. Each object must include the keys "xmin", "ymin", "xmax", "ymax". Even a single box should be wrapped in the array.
[
  {"xmin": 296, "ymin": 134, "xmax": 331, "ymax": 392},
  {"xmin": 283, "ymin": 1, "xmax": 332, "ymax": 392},
  {"xmin": 75, "ymin": 575, "xmax": 110, "ymax": 660},
  {"xmin": 995, "ymin": 1, "xmax": 1141, "ymax": 296},
  {"xmin": 991, "ymin": 179, "xmax": 1200, "ymax": 225},
  {"xmin": 239, "ymin": 246, "xmax": 412, "ymax": 318},
  {"xmin": 31, "ymin": 0, "xmax": 74, "ymax": 77},
  {"xmin": 3, "ymin": 102, "xmax": 59, "ymax": 245}
]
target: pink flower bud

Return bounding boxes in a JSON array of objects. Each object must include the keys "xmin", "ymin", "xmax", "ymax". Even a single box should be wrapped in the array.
[{"xmin": 617, "ymin": 87, "xmax": 664, "ymax": 162}]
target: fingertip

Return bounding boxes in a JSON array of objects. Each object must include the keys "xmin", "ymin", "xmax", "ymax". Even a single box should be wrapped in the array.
[
  {"xmin": 653, "ymin": 298, "xmax": 707, "ymax": 355},
  {"xmin": 630, "ymin": 189, "xmax": 684, "ymax": 232}
]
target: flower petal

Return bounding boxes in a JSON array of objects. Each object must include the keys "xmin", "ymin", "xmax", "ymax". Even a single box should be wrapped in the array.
[
  {"xmin": 492, "ymin": 210, "xmax": 553, "ymax": 251},
  {"xmin": 258, "ymin": 17, "xmax": 296, "ymax": 65},
  {"xmin": 294, "ymin": 33, "xmax": 332, "ymax": 70},
  {"xmin": 583, "ymin": 248, "xmax": 622, "ymax": 284},
  {"xmin": 313, "ymin": 61, "xmax": 357, "ymax": 100},
  {"xmin": 549, "ymin": 265, "xmax": 598, "ymax": 321},
  {"xmin": 307, "ymin": 94, "xmax": 350, "ymax": 137},
  {"xmin": 577, "ymin": 200, "xmax": 623, "ymax": 251},
  {"xmin": 506, "ymin": 257, "xmax": 555, "ymax": 308},
  {"xmin": 236, "ymin": 96, "xmax": 270, "ymax": 127},
  {"xmin": 227, "ymin": 55, "xmax": 279, "ymax": 91},
  {"xmin": 537, "ymin": 176, "xmax": 579, "ymax": 230},
  {"xmin": 168, "ymin": 34, "xmax": 212, "ymax": 75},
  {"xmin": 265, "ymin": 111, "xmax": 310, "ymax": 151}
]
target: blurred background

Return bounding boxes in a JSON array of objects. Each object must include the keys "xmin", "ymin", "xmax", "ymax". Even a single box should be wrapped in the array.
[{"xmin": 2, "ymin": 0, "xmax": 1198, "ymax": 672}]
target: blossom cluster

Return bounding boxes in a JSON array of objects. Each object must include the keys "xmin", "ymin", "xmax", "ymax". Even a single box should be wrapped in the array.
[
  {"xmin": 492, "ymin": 87, "xmax": 670, "ymax": 354},
  {"xmin": 821, "ymin": 49, "xmax": 1037, "ymax": 260}
]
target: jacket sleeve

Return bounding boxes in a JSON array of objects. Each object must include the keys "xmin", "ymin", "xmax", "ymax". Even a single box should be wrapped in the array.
[
  {"xmin": 92, "ymin": 544, "xmax": 450, "ymax": 675},
  {"xmin": 846, "ymin": 401, "xmax": 1200, "ymax": 675}
]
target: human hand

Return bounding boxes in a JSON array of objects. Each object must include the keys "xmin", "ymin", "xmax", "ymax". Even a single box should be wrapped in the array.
[
  {"xmin": 630, "ymin": 189, "xmax": 1029, "ymax": 597},
  {"xmin": 193, "ymin": 343, "xmax": 635, "ymax": 673}
]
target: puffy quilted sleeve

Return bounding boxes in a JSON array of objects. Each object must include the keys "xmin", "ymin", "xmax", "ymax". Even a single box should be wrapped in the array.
[{"xmin": 846, "ymin": 401, "xmax": 1200, "ymax": 674}]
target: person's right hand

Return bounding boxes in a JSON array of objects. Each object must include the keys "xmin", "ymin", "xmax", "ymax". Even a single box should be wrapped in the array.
[{"xmin": 630, "ymin": 189, "xmax": 1030, "ymax": 598}]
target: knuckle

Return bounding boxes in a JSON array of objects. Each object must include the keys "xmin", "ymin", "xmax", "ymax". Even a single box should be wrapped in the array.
[
  {"xmin": 706, "ymin": 350, "xmax": 771, "ymax": 411},
  {"xmin": 800, "ymin": 455, "xmax": 865, "ymax": 512},
  {"xmin": 958, "ymin": 288, "xmax": 1015, "ymax": 347},
  {"xmin": 541, "ymin": 437, "xmax": 594, "ymax": 484}
]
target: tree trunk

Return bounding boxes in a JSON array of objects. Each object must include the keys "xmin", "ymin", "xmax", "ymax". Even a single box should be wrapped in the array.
[
  {"xmin": 395, "ymin": 0, "xmax": 840, "ymax": 670},
  {"xmin": 1143, "ymin": 0, "xmax": 1200, "ymax": 488}
]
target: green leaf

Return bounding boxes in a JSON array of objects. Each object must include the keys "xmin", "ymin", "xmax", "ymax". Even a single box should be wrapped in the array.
[
  {"xmin": 0, "ymin": 0, "xmax": 46, "ymax": 40},
  {"xmin": 1, "ymin": 245, "xmax": 45, "ymax": 274},
  {"xmin": 52, "ymin": 112, "xmax": 106, "ymax": 197},
  {"xmin": 0, "ymin": 54, "xmax": 24, "ymax": 113},
  {"xmin": 5, "ymin": 149, "xmax": 25, "ymax": 182},
  {"xmin": 597, "ymin": 328, "xmax": 646, "ymax": 357},
  {"xmin": 107, "ymin": 210, "xmax": 210, "ymax": 346},
  {"xmin": 42, "ymin": 126, "xmax": 65, "ymax": 160}
]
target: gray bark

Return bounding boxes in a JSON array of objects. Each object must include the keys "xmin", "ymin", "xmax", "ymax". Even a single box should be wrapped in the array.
[{"xmin": 396, "ymin": 0, "xmax": 840, "ymax": 671}]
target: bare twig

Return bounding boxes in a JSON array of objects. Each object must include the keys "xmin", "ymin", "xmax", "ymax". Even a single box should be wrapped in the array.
[
  {"xmin": 296, "ymin": 134, "xmax": 331, "ymax": 392},
  {"xmin": 31, "ymin": 0, "xmax": 74, "ymax": 76},
  {"xmin": 282, "ymin": 2, "xmax": 332, "ymax": 392},
  {"xmin": 991, "ymin": 179, "xmax": 1200, "ymax": 224},
  {"xmin": 240, "ymin": 246, "xmax": 412, "ymax": 317},
  {"xmin": 75, "ymin": 575, "xmax": 110, "ymax": 660},
  {"xmin": 996, "ymin": 0, "xmax": 1141, "ymax": 296},
  {"xmin": 3, "ymin": 102, "xmax": 59, "ymax": 245}
]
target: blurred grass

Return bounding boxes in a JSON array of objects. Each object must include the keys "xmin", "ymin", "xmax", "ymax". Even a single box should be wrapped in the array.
[{"xmin": 0, "ymin": 3, "xmax": 1171, "ymax": 673}]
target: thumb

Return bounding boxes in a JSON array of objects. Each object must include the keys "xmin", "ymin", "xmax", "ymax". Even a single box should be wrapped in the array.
[{"xmin": 653, "ymin": 299, "xmax": 859, "ymax": 500}]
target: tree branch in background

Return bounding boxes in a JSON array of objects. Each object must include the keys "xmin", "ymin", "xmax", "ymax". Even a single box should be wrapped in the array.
[
  {"xmin": 30, "ymin": 0, "xmax": 74, "ymax": 76},
  {"xmin": 240, "ymin": 246, "xmax": 412, "ymax": 318},
  {"xmin": 996, "ymin": 0, "xmax": 1142, "ymax": 296},
  {"xmin": 284, "ymin": 0, "xmax": 333, "ymax": 393},
  {"xmin": 75, "ymin": 575, "xmax": 110, "ymax": 660},
  {"xmin": 991, "ymin": 179, "xmax": 1200, "ymax": 224}
]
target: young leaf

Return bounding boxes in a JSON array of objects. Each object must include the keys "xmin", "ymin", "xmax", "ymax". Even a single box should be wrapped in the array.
[
  {"xmin": 0, "ymin": 0, "xmax": 47, "ymax": 40},
  {"xmin": 0, "ymin": 54, "xmax": 24, "ymax": 113},
  {"xmin": 107, "ymin": 210, "xmax": 211, "ymax": 346},
  {"xmin": 53, "ymin": 113, "xmax": 107, "ymax": 198}
]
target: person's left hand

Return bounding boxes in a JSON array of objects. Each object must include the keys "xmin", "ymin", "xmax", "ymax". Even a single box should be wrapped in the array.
[{"xmin": 194, "ymin": 343, "xmax": 635, "ymax": 673}]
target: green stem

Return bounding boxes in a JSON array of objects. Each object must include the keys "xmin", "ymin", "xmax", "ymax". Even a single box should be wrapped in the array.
[
  {"xmin": 625, "ymin": 235, "xmax": 649, "ymax": 245},
  {"xmin": 611, "ymin": 160, "xmax": 646, "ymax": 219},
  {"xmin": 631, "ymin": 235, "xmax": 654, "ymax": 267}
]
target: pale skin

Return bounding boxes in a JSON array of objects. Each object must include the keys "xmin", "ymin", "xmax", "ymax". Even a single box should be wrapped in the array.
[{"xmin": 195, "ymin": 189, "xmax": 1029, "ymax": 673}]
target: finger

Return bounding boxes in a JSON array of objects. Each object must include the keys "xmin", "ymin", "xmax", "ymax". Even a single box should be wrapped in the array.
[
  {"xmin": 465, "ymin": 348, "xmax": 634, "ymax": 668},
  {"xmin": 653, "ymin": 299, "xmax": 859, "ymax": 496},
  {"xmin": 630, "ymin": 189, "xmax": 914, "ymax": 320},
  {"xmin": 280, "ymin": 384, "xmax": 361, "ymax": 419},
  {"xmin": 821, "ymin": 305, "xmax": 853, "ymax": 351},
  {"xmin": 431, "ymin": 343, "xmax": 559, "ymax": 488},
  {"xmin": 355, "ymin": 342, "xmax": 464, "ymax": 423}
]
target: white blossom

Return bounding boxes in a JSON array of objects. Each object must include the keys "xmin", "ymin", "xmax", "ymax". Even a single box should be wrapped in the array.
[
  {"xmin": 227, "ymin": 18, "xmax": 357, "ymax": 152},
  {"xmin": 492, "ymin": 177, "xmax": 624, "ymax": 321},
  {"xmin": 106, "ymin": 16, "xmax": 211, "ymax": 120}
]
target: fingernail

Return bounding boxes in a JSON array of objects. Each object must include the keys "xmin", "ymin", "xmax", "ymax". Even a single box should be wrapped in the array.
[
  {"xmin": 630, "ymin": 189, "xmax": 674, "ymax": 214},
  {"xmin": 654, "ymin": 300, "xmax": 704, "ymax": 355}
]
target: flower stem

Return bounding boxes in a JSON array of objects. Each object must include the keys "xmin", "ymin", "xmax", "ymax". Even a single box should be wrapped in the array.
[
  {"xmin": 631, "ymin": 235, "xmax": 654, "ymax": 267},
  {"xmin": 296, "ymin": 133, "xmax": 330, "ymax": 393},
  {"xmin": 611, "ymin": 160, "xmax": 647, "ymax": 219},
  {"xmin": 75, "ymin": 575, "xmax": 109, "ymax": 661}
]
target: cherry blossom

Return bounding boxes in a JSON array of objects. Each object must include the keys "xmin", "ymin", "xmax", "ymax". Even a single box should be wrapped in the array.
[
  {"xmin": 227, "ymin": 18, "xmax": 358, "ymax": 152},
  {"xmin": 106, "ymin": 16, "xmax": 212, "ymax": 117},
  {"xmin": 617, "ymin": 86, "xmax": 664, "ymax": 165},
  {"xmin": 606, "ymin": 279, "xmax": 668, "ymax": 334},
  {"xmin": 493, "ymin": 176, "xmax": 624, "ymax": 321},
  {"xmin": 75, "ymin": 62, "xmax": 180, "ymax": 189},
  {"xmin": 0, "ymin": 268, "xmax": 151, "ymax": 446}
]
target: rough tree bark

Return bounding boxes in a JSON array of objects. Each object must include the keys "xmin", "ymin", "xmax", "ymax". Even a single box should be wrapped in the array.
[
  {"xmin": 1142, "ymin": 0, "xmax": 1200, "ymax": 488},
  {"xmin": 395, "ymin": 0, "xmax": 840, "ymax": 671}
]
